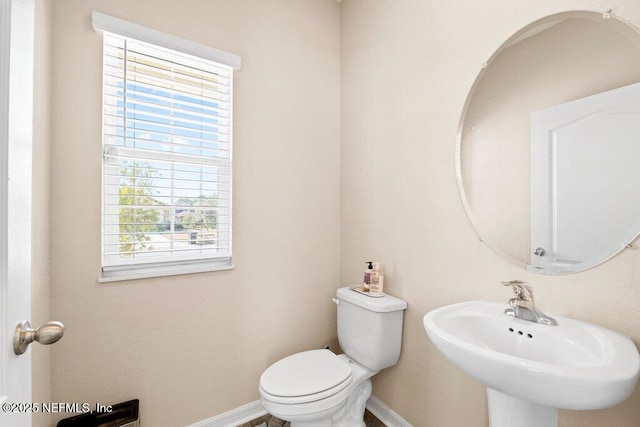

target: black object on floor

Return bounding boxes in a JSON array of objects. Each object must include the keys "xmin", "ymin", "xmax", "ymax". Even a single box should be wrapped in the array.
[{"xmin": 56, "ymin": 399, "xmax": 139, "ymax": 427}]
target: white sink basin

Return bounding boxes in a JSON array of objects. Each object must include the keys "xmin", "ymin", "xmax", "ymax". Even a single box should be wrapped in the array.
[{"xmin": 423, "ymin": 301, "xmax": 640, "ymax": 427}]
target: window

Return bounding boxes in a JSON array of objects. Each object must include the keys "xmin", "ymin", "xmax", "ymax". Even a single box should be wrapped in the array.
[{"xmin": 94, "ymin": 13, "xmax": 241, "ymax": 281}]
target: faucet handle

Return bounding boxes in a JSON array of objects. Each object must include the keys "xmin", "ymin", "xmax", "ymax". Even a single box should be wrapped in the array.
[{"xmin": 501, "ymin": 280, "xmax": 533, "ymax": 301}]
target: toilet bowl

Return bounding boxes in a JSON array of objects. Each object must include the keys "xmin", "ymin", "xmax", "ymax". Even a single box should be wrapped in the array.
[
  {"xmin": 260, "ymin": 350, "xmax": 377, "ymax": 427},
  {"xmin": 259, "ymin": 287, "xmax": 408, "ymax": 427}
]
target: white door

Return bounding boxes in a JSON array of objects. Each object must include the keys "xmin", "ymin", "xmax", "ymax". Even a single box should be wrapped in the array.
[
  {"xmin": 530, "ymin": 82, "xmax": 640, "ymax": 273},
  {"xmin": 0, "ymin": 0, "xmax": 34, "ymax": 426}
]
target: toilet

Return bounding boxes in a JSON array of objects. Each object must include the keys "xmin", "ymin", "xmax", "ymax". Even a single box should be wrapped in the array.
[{"xmin": 259, "ymin": 286, "xmax": 408, "ymax": 427}]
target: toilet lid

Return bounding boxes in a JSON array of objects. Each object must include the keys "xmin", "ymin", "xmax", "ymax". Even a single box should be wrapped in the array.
[{"xmin": 260, "ymin": 349, "xmax": 352, "ymax": 399}]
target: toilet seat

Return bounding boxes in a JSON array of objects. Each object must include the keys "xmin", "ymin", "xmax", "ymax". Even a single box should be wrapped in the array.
[{"xmin": 259, "ymin": 349, "xmax": 353, "ymax": 404}]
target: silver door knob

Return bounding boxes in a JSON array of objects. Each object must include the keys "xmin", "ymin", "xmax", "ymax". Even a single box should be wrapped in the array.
[
  {"xmin": 13, "ymin": 320, "xmax": 64, "ymax": 355},
  {"xmin": 533, "ymin": 247, "xmax": 546, "ymax": 256}
]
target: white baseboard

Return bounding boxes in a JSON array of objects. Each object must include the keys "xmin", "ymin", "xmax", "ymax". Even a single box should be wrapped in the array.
[
  {"xmin": 187, "ymin": 400, "xmax": 267, "ymax": 427},
  {"xmin": 366, "ymin": 395, "xmax": 413, "ymax": 427},
  {"xmin": 188, "ymin": 395, "xmax": 411, "ymax": 427}
]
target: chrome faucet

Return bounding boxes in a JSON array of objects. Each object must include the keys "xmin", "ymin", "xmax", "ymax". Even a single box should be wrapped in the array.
[{"xmin": 501, "ymin": 280, "xmax": 558, "ymax": 326}]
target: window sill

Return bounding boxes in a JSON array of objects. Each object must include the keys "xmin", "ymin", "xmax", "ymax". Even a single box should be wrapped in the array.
[{"xmin": 99, "ymin": 260, "xmax": 234, "ymax": 283}]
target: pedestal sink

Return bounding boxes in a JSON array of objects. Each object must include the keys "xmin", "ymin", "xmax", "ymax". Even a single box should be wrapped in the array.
[{"xmin": 423, "ymin": 301, "xmax": 640, "ymax": 427}]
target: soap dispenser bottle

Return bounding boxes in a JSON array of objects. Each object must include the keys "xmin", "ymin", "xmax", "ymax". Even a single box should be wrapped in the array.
[{"xmin": 364, "ymin": 261, "xmax": 374, "ymax": 290}]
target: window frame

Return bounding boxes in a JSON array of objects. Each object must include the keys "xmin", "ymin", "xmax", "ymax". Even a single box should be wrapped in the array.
[{"xmin": 94, "ymin": 13, "xmax": 240, "ymax": 282}]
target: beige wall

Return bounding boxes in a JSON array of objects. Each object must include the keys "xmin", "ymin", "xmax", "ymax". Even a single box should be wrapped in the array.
[
  {"xmin": 33, "ymin": 0, "xmax": 52, "ymax": 426},
  {"xmin": 48, "ymin": 1, "xmax": 340, "ymax": 425},
  {"xmin": 341, "ymin": 0, "xmax": 640, "ymax": 426}
]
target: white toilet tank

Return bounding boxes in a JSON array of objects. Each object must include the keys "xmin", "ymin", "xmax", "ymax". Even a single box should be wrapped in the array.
[{"xmin": 336, "ymin": 287, "xmax": 408, "ymax": 371}]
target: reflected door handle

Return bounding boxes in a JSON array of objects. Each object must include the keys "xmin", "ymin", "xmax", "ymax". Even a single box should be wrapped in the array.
[
  {"xmin": 533, "ymin": 247, "xmax": 546, "ymax": 257},
  {"xmin": 13, "ymin": 321, "xmax": 64, "ymax": 355}
]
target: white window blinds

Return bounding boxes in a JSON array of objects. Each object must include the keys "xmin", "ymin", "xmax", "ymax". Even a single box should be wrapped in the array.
[{"xmin": 100, "ymin": 31, "xmax": 234, "ymax": 279}]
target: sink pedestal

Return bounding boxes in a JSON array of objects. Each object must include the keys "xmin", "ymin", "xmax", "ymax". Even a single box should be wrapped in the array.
[{"xmin": 487, "ymin": 388, "xmax": 557, "ymax": 427}]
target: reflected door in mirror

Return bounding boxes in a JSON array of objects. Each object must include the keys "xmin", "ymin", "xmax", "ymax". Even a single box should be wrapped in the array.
[{"xmin": 530, "ymin": 82, "xmax": 640, "ymax": 273}]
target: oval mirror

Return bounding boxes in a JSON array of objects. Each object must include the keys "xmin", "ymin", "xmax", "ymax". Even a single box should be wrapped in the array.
[{"xmin": 458, "ymin": 11, "xmax": 640, "ymax": 274}]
